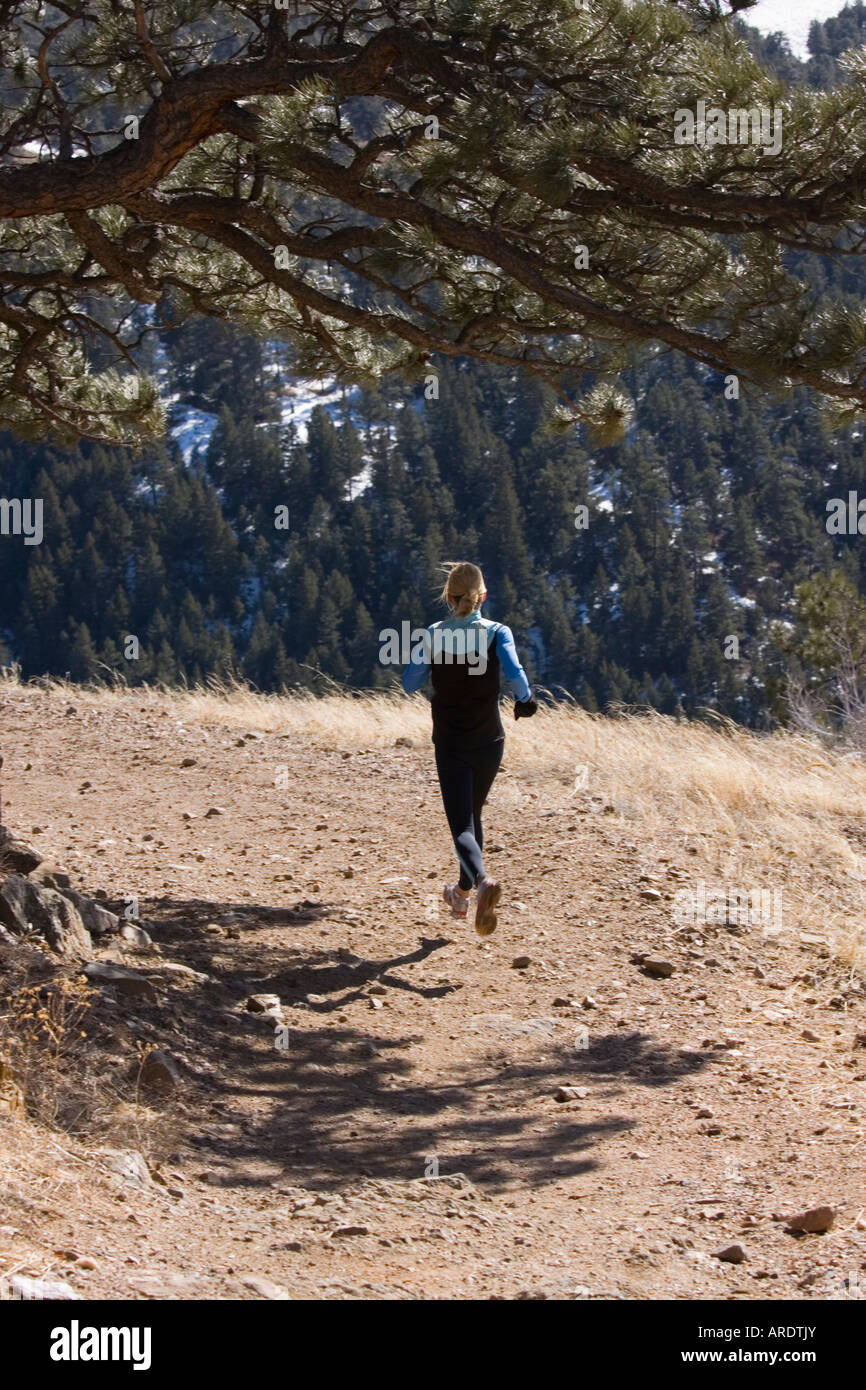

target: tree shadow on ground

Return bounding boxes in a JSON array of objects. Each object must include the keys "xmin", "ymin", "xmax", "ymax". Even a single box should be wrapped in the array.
[{"xmin": 94, "ymin": 893, "xmax": 715, "ymax": 1194}]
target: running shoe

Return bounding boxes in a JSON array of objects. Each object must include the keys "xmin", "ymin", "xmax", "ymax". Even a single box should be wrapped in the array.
[
  {"xmin": 443, "ymin": 883, "xmax": 470, "ymax": 918},
  {"xmin": 474, "ymin": 876, "xmax": 502, "ymax": 936}
]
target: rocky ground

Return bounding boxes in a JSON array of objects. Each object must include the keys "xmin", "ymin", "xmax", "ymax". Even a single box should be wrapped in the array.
[{"xmin": 0, "ymin": 682, "xmax": 864, "ymax": 1301}]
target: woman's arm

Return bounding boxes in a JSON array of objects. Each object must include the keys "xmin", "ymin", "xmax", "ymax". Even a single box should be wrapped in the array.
[
  {"xmin": 401, "ymin": 633, "xmax": 432, "ymax": 694},
  {"xmin": 495, "ymin": 625, "xmax": 532, "ymax": 702}
]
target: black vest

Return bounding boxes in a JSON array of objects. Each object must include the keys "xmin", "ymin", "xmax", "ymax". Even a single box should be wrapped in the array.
[{"xmin": 430, "ymin": 624, "xmax": 504, "ymax": 750}]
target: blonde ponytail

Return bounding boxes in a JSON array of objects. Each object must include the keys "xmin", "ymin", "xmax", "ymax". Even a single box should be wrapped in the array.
[{"xmin": 440, "ymin": 561, "xmax": 485, "ymax": 618}]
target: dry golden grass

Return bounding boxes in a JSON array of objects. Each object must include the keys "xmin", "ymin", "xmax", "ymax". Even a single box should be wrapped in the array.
[
  {"xmin": 0, "ymin": 976, "xmax": 94, "ymax": 1128},
  {"xmin": 0, "ymin": 951, "xmax": 180, "ymax": 1163},
  {"xmin": 3, "ymin": 670, "xmax": 866, "ymax": 966}
]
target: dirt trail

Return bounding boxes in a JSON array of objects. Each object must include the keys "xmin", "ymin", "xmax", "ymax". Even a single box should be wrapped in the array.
[{"xmin": 1, "ymin": 684, "xmax": 864, "ymax": 1300}]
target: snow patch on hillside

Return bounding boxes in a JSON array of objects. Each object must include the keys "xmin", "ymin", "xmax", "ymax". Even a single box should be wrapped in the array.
[
  {"xmin": 171, "ymin": 407, "xmax": 218, "ymax": 464},
  {"xmin": 280, "ymin": 380, "xmax": 348, "ymax": 439}
]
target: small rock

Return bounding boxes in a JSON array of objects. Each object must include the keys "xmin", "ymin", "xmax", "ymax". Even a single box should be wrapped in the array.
[
  {"xmin": 246, "ymin": 993, "xmax": 281, "ymax": 1013},
  {"xmin": 98, "ymin": 1149, "xmax": 154, "ymax": 1190},
  {"xmin": 331, "ymin": 1225, "xmax": 370, "ymax": 1238},
  {"xmin": 394, "ymin": 736, "xmax": 413, "ymax": 748},
  {"xmin": 695, "ymin": 1107, "xmax": 714, "ymax": 1119},
  {"xmin": 83, "ymin": 962, "xmax": 157, "ymax": 999},
  {"xmin": 242, "ymin": 1275, "xmax": 290, "ymax": 1300},
  {"xmin": 511, "ymin": 955, "xmax": 532, "ymax": 970},
  {"xmin": 582, "ymin": 995, "xmax": 597, "ymax": 1009},
  {"xmin": 150, "ymin": 961, "xmax": 207, "ymax": 983},
  {"xmin": 552, "ymin": 997, "xmax": 574, "ymax": 1008},
  {"xmin": 139, "ymin": 1049, "xmax": 181, "ymax": 1094},
  {"xmin": 180, "ymin": 758, "xmax": 197, "ymax": 768},
  {"xmin": 554, "ymin": 1086, "xmax": 589, "ymax": 1103},
  {"xmin": 204, "ymin": 806, "xmax": 225, "ymax": 818},
  {"xmin": 642, "ymin": 957, "xmax": 675, "ymax": 978},
  {"xmin": 785, "ymin": 1205, "xmax": 835, "ymax": 1234},
  {"xmin": 801, "ymin": 1029, "xmax": 820, "ymax": 1042},
  {"xmin": 713, "ymin": 1243, "xmax": 746, "ymax": 1264},
  {"xmin": 120, "ymin": 922, "xmax": 152, "ymax": 948},
  {"xmin": 10, "ymin": 1275, "xmax": 81, "ymax": 1300},
  {"xmin": 640, "ymin": 888, "xmax": 662, "ymax": 901}
]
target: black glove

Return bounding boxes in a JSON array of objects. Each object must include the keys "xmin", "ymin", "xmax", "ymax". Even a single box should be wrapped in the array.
[{"xmin": 514, "ymin": 698, "xmax": 538, "ymax": 720}]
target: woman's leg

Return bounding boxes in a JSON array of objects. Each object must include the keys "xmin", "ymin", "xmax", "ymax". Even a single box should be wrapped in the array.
[
  {"xmin": 469, "ymin": 740, "xmax": 504, "ymax": 865},
  {"xmin": 468, "ymin": 742, "xmax": 505, "ymax": 935},
  {"xmin": 434, "ymin": 746, "xmax": 483, "ymax": 890}
]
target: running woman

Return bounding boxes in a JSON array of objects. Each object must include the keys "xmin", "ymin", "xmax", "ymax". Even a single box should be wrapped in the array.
[{"xmin": 401, "ymin": 562, "xmax": 537, "ymax": 935}]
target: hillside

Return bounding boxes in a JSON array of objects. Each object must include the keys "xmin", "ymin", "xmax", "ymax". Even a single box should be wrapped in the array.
[
  {"xmin": 5, "ymin": 7, "xmax": 866, "ymax": 730},
  {"xmin": 0, "ymin": 679, "xmax": 864, "ymax": 1300}
]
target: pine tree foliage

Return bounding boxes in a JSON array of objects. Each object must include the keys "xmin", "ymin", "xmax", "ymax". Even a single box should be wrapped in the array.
[{"xmin": 4, "ymin": 1, "xmax": 866, "ymax": 441}]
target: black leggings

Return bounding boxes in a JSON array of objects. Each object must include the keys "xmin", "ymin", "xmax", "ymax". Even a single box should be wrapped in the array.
[{"xmin": 434, "ymin": 740, "xmax": 504, "ymax": 890}]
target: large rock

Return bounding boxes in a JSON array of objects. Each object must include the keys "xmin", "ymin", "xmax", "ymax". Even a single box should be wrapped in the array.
[
  {"xmin": 29, "ymin": 863, "xmax": 72, "ymax": 892},
  {"xmin": 0, "ymin": 875, "xmax": 92, "ymax": 959},
  {"xmin": 59, "ymin": 888, "xmax": 120, "ymax": 938},
  {"xmin": 0, "ymin": 825, "xmax": 43, "ymax": 875}
]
